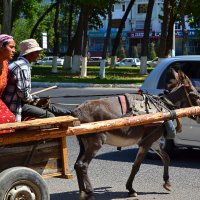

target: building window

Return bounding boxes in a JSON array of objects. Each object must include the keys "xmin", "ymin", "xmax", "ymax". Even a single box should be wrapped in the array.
[
  {"xmin": 138, "ymin": 4, "xmax": 148, "ymax": 13},
  {"xmin": 136, "ymin": 21, "xmax": 145, "ymax": 30},
  {"xmin": 112, "ymin": 5, "xmax": 115, "ymax": 12},
  {"xmin": 122, "ymin": 4, "xmax": 125, "ymax": 11}
]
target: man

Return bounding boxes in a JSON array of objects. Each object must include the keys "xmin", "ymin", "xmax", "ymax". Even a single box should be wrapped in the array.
[{"xmin": 2, "ymin": 38, "xmax": 71, "ymax": 122}]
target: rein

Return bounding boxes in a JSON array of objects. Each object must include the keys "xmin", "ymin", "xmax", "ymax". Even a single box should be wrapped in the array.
[{"xmin": 182, "ymin": 84, "xmax": 197, "ymax": 120}]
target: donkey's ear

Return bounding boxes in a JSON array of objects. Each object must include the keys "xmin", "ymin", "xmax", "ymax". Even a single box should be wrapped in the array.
[{"xmin": 171, "ymin": 68, "xmax": 179, "ymax": 81}]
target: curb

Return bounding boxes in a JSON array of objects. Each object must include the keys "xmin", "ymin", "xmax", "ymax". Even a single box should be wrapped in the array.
[{"xmin": 32, "ymin": 82, "xmax": 141, "ymax": 89}]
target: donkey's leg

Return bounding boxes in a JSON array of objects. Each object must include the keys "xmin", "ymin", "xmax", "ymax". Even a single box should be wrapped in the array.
[
  {"xmin": 75, "ymin": 134, "xmax": 105, "ymax": 200},
  {"xmin": 126, "ymin": 145, "xmax": 150, "ymax": 197},
  {"xmin": 153, "ymin": 144, "xmax": 172, "ymax": 191},
  {"xmin": 74, "ymin": 137, "xmax": 87, "ymax": 197},
  {"xmin": 126, "ymin": 126, "xmax": 163, "ymax": 197}
]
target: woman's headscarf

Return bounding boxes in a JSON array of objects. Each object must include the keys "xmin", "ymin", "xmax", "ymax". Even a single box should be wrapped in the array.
[{"xmin": 0, "ymin": 34, "xmax": 13, "ymax": 48}]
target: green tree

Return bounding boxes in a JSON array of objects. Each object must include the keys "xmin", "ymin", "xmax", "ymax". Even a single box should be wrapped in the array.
[{"xmin": 11, "ymin": 0, "xmax": 42, "ymax": 29}]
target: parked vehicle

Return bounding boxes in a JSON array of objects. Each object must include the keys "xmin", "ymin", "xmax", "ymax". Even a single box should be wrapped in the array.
[
  {"xmin": 115, "ymin": 58, "xmax": 141, "ymax": 67},
  {"xmin": 146, "ymin": 57, "xmax": 159, "ymax": 67},
  {"xmin": 87, "ymin": 57, "xmax": 109, "ymax": 66},
  {"xmin": 36, "ymin": 56, "xmax": 64, "ymax": 66},
  {"xmin": 141, "ymin": 55, "xmax": 200, "ymax": 155}
]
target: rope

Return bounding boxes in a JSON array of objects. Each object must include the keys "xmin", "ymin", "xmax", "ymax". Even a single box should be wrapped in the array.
[{"xmin": 144, "ymin": 94, "xmax": 177, "ymax": 121}]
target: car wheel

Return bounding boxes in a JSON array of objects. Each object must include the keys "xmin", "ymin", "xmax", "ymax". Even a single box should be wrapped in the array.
[
  {"xmin": 0, "ymin": 167, "xmax": 49, "ymax": 200},
  {"xmin": 147, "ymin": 137, "xmax": 174, "ymax": 159}
]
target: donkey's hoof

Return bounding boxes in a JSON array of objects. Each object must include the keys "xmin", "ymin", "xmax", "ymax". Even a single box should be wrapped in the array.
[
  {"xmin": 128, "ymin": 191, "xmax": 138, "ymax": 197},
  {"xmin": 163, "ymin": 182, "xmax": 172, "ymax": 192},
  {"xmin": 80, "ymin": 191, "xmax": 95, "ymax": 200}
]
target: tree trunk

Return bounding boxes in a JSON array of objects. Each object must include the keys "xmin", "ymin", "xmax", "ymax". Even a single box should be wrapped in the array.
[
  {"xmin": 63, "ymin": 0, "xmax": 74, "ymax": 70},
  {"xmin": 180, "ymin": 0, "xmax": 188, "ymax": 55},
  {"xmin": 140, "ymin": 0, "xmax": 155, "ymax": 75},
  {"xmin": 158, "ymin": 0, "xmax": 170, "ymax": 58},
  {"xmin": 52, "ymin": 0, "xmax": 60, "ymax": 74},
  {"xmin": 99, "ymin": 0, "xmax": 113, "ymax": 78},
  {"xmin": 71, "ymin": 8, "xmax": 84, "ymax": 74},
  {"xmin": 165, "ymin": 0, "xmax": 175, "ymax": 57},
  {"xmin": 67, "ymin": 0, "xmax": 74, "ymax": 46},
  {"xmin": 2, "ymin": 0, "xmax": 12, "ymax": 34},
  {"xmin": 111, "ymin": 0, "xmax": 136, "ymax": 67},
  {"xmin": 81, "ymin": 8, "xmax": 89, "ymax": 77}
]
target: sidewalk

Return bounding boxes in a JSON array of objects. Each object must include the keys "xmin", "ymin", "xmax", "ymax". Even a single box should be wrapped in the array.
[{"xmin": 32, "ymin": 82, "xmax": 141, "ymax": 89}]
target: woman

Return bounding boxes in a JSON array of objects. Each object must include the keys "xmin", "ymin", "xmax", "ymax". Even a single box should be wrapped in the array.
[{"xmin": 0, "ymin": 34, "xmax": 16, "ymax": 134}]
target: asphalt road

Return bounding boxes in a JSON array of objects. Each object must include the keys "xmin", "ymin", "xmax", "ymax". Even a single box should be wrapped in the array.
[{"xmin": 32, "ymin": 87, "xmax": 200, "ymax": 200}]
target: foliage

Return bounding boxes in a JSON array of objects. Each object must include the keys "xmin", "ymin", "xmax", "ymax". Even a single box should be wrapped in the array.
[
  {"xmin": 185, "ymin": 0, "xmax": 200, "ymax": 28},
  {"xmin": 12, "ymin": 18, "xmax": 36, "ymax": 53},
  {"xmin": 12, "ymin": 0, "xmax": 43, "ymax": 23}
]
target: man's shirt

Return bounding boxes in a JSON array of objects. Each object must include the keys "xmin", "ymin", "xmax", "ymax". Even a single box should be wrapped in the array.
[{"xmin": 2, "ymin": 57, "xmax": 33, "ymax": 121}]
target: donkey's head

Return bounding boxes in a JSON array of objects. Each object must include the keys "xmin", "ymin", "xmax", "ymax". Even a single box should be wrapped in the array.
[{"xmin": 165, "ymin": 68, "xmax": 200, "ymax": 122}]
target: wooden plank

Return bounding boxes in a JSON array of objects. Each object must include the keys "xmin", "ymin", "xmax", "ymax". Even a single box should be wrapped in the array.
[
  {"xmin": 0, "ymin": 139, "xmax": 63, "ymax": 176},
  {"xmin": 0, "ymin": 116, "xmax": 80, "ymax": 131},
  {"xmin": 0, "ymin": 128, "xmax": 66, "ymax": 146},
  {"xmin": 66, "ymin": 106, "xmax": 200, "ymax": 136},
  {"xmin": 60, "ymin": 137, "xmax": 73, "ymax": 179}
]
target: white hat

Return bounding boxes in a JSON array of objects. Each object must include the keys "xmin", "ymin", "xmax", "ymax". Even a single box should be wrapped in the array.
[{"xmin": 20, "ymin": 39, "xmax": 43, "ymax": 56}]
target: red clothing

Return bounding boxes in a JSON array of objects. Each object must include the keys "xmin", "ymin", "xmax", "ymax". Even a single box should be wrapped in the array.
[{"xmin": 0, "ymin": 61, "xmax": 16, "ymax": 134}]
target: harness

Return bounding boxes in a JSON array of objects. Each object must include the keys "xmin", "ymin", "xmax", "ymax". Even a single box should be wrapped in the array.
[{"xmin": 118, "ymin": 93, "xmax": 177, "ymax": 139}]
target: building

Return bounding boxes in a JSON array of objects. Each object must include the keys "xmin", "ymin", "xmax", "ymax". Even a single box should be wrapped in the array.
[{"xmin": 88, "ymin": 0, "xmax": 200, "ymax": 57}]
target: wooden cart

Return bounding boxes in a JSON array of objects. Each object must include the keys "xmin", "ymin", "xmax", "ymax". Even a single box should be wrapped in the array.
[
  {"xmin": 1, "ymin": 106, "xmax": 200, "ymax": 200},
  {"xmin": 0, "ymin": 116, "xmax": 80, "ymax": 200}
]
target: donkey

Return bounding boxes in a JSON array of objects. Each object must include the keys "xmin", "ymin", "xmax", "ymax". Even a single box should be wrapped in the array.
[{"xmin": 72, "ymin": 68, "xmax": 200, "ymax": 200}]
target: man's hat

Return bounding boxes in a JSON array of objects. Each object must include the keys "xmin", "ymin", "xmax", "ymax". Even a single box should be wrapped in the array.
[{"xmin": 20, "ymin": 39, "xmax": 42, "ymax": 56}]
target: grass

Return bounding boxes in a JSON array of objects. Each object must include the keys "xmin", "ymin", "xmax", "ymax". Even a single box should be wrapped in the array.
[{"xmin": 32, "ymin": 65, "xmax": 153, "ymax": 85}]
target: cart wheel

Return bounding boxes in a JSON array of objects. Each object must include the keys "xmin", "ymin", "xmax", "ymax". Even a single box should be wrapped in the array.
[{"xmin": 0, "ymin": 167, "xmax": 50, "ymax": 200}]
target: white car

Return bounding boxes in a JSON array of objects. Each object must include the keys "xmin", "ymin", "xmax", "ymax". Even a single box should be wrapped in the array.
[
  {"xmin": 146, "ymin": 57, "xmax": 159, "ymax": 67},
  {"xmin": 141, "ymin": 55, "xmax": 200, "ymax": 155},
  {"xmin": 36, "ymin": 56, "xmax": 64, "ymax": 66},
  {"xmin": 115, "ymin": 58, "xmax": 141, "ymax": 67}
]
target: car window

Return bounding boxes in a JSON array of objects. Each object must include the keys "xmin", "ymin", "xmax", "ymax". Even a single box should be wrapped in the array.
[{"xmin": 158, "ymin": 61, "xmax": 200, "ymax": 90}]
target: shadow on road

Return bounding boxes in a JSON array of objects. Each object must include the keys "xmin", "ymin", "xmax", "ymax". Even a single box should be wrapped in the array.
[
  {"xmin": 95, "ymin": 147, "xmax": 200, "ymax": 169},
  {"xmin": 50, "ymin": 190, "xmax": 79, "ymax": 200},
  {"xmin": 50, "ymin": 186, "xmax": 170, "ymax": 200}
]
